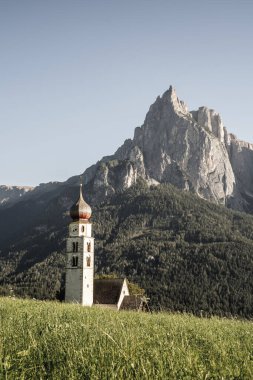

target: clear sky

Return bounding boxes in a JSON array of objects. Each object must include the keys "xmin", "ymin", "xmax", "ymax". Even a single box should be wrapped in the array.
[{"xmin": 1, "ymin": 0, "xmax": 253, "ymax": 186}]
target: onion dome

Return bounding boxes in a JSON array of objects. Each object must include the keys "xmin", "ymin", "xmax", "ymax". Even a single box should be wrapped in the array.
[{"xmin": 70, "ymin": 184, "xmax": 92, "ymax": 221}]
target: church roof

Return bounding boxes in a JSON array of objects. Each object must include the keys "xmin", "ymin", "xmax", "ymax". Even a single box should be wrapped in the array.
[
  {"xmin": 70, "ymin": 184, "xmax": 91, "ymax": 221},
  {"xmin": 93, "ymin": 278, "xmax": 125, "ymax": 305},
  {"xmin": 120, "ymin": 295, "xmax": 144, "ymax": 311}
]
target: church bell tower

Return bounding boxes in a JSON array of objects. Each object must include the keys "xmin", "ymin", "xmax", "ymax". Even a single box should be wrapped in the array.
[{"xmin": 65, "ymin": 184, "xmax": 94, "ymax": 306}]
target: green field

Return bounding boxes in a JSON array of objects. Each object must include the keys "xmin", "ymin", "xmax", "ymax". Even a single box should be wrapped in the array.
[{"xmin": 0, "ymin": 298, "xmax": 252, "ymax": 379}]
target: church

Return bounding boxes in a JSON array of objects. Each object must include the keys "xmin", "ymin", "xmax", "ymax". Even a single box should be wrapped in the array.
[{"xmin": 65, "ymin": 184, "xmax": 146, "ymax": 310}]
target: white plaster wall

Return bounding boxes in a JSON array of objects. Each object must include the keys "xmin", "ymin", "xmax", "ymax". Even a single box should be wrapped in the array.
[
  {"xmin": 65, "ymin": 223, "xmax": 94, "ymax": 306},
  {"xmin": 82, "ymin": 236, "xmax": 94, "ymax": 306},
  {"xmin": 117, "ymin": 279, "xmax": 130, "ymax": 309},
  {"xmin": 86, "ymin": 224, "xmax": 92, "ymax": 237},
  {"xmin": 82, "ymin": 268, "xmax": 94, "ymax": 306}
]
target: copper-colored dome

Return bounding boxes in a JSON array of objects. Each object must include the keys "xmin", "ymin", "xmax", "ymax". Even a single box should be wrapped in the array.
[{"xmin": 70, "ymin": 184, "xmax": 92, "ymax": 221}]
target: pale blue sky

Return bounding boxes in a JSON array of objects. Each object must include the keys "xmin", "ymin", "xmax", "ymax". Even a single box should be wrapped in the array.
[{"xmin": 1, "ymin": 0, "xmax": 253, "ymax": 186}]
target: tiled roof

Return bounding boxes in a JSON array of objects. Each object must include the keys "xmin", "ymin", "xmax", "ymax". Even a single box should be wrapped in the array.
[{"xmin": 93, "ymin": 278, "xmax": 125, "ymax": 305}]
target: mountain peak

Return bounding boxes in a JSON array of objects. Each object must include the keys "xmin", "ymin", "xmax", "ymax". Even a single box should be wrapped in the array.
[
  {"xmin": 160, "ymin": 86, "xmax": 188, "ymax": 115},
  {"xmin": 116, "ymin": 86, "xmax": 238, "ymax": 207},
  {"xmin": 163, "ymin": 84, "xmax": 174, "ymax": 95},
  {"xmin": 141, "ymin": 86, "xmax": 188, "ymax": 129}
]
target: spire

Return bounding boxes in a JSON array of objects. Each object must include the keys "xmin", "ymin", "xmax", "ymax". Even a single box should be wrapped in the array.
[
  {"xmin": 70, "ymin": 179, "xmax": 92, "ymax": 221},
  {"xmin": 79, "ymin": 176, "xmax": 84, "ymax": 200}
]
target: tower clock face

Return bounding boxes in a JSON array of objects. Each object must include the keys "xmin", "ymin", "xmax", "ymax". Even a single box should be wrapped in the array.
[{"xmin": 72, "ymin": 226, "xmax": 78, "ymax": 234}]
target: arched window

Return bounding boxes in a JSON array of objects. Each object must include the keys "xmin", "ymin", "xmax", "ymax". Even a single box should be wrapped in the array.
[
  {"xmin": 86, "ymin": 255, "xmax": 91, "ymax": 267},
  {"xmin": 72, "ymin": 242, "xmax": 78, "ymax": 252},
  {"xmin": 82, "ymin": 226, "xmax": 85, "ymax": 233},
  {"xmin": 87, "ymin": 242, "xmax": 91, "ymax": 252},
  {"xmin": 72, "ymin": 256, "xmax": 78, "ymax": 267}
]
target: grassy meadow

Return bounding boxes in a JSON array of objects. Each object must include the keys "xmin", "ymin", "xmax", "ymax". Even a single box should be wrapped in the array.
[{"xmin": 0, "ymin": 297, "xmax": 252, "ymax": 379}]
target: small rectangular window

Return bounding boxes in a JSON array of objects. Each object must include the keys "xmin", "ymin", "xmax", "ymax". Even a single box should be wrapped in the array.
[
  {"xmin": 86, "ymin": 256, "xmax": 91, "ymax": 267},
  {"xmin": 72, "ymin": 256, "xmax": 78, "ymax": 267}
]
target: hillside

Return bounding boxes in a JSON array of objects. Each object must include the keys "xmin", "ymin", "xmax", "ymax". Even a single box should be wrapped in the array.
[
  {"xmin": 1, "ymin": 298, "xmax": 253, "ymax": 380},
  {"xmin": 0, "ymin": 185, "xmax": 34, "ymax": 206},
  {"xmin": 1, "ymin": 181, "xmax": 253, "ymax": 317}
]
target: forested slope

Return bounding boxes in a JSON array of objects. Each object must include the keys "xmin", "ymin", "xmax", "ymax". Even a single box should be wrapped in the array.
[{"xmin": 1, "ymin": 181, "xmax": 253, "ymax": 317}]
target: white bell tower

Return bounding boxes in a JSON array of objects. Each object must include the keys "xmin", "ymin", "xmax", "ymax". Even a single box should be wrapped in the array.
[{"xmin": 65, "ymin": 184, "xmax": 94, "ymax": 306}]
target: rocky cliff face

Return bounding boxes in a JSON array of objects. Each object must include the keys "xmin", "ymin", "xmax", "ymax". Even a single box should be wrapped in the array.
[
  {"xmin": 0, "ymin": 185, "xmax": 34, "ymax": 206},
  {"xmin": 91, "ymin": 160, "xmax": 137, "ymax": 201},
  {"xmin": 191, "ymin": 107, "xmax": 225, "ymax": 143},
  {"xmin": 2, "ymin": 86, "xmax": 252, "ymax": 212},
  {"xmin": 113, "ymin": 87, "xmax": 236, "ymax": 205},
  {"xmin": 81, "ymin": 86, "xmax": 251, "ymax": 211},
  {"xmin": 225, "ymin": 135, "xmax": 253, "ymax": 211}
]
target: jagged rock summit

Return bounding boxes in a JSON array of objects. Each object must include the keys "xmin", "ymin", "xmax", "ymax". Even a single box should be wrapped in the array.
[{"xmin": 83, "ymin": 86, "xmax": 252, "ymax": 211}]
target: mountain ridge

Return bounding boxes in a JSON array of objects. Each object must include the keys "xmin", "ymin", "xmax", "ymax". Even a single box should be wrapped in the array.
[
  {"xmin": 79, "ymin": 85, "xmax": 253, "ymax": 212},
  {"xmin": 2, "ymin": 86, "xmax": 253, "ymax": 213}
]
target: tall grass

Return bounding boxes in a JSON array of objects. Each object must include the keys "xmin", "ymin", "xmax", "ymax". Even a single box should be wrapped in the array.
[{"xmin": 0, "ymin": 297, "xmax": 252, "ymax": 379}]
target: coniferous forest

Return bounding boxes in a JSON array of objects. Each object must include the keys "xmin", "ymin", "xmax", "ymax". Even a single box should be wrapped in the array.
[{"xmin": 0, "ymin": 180, "xmax": 253, "ymax": 317}]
